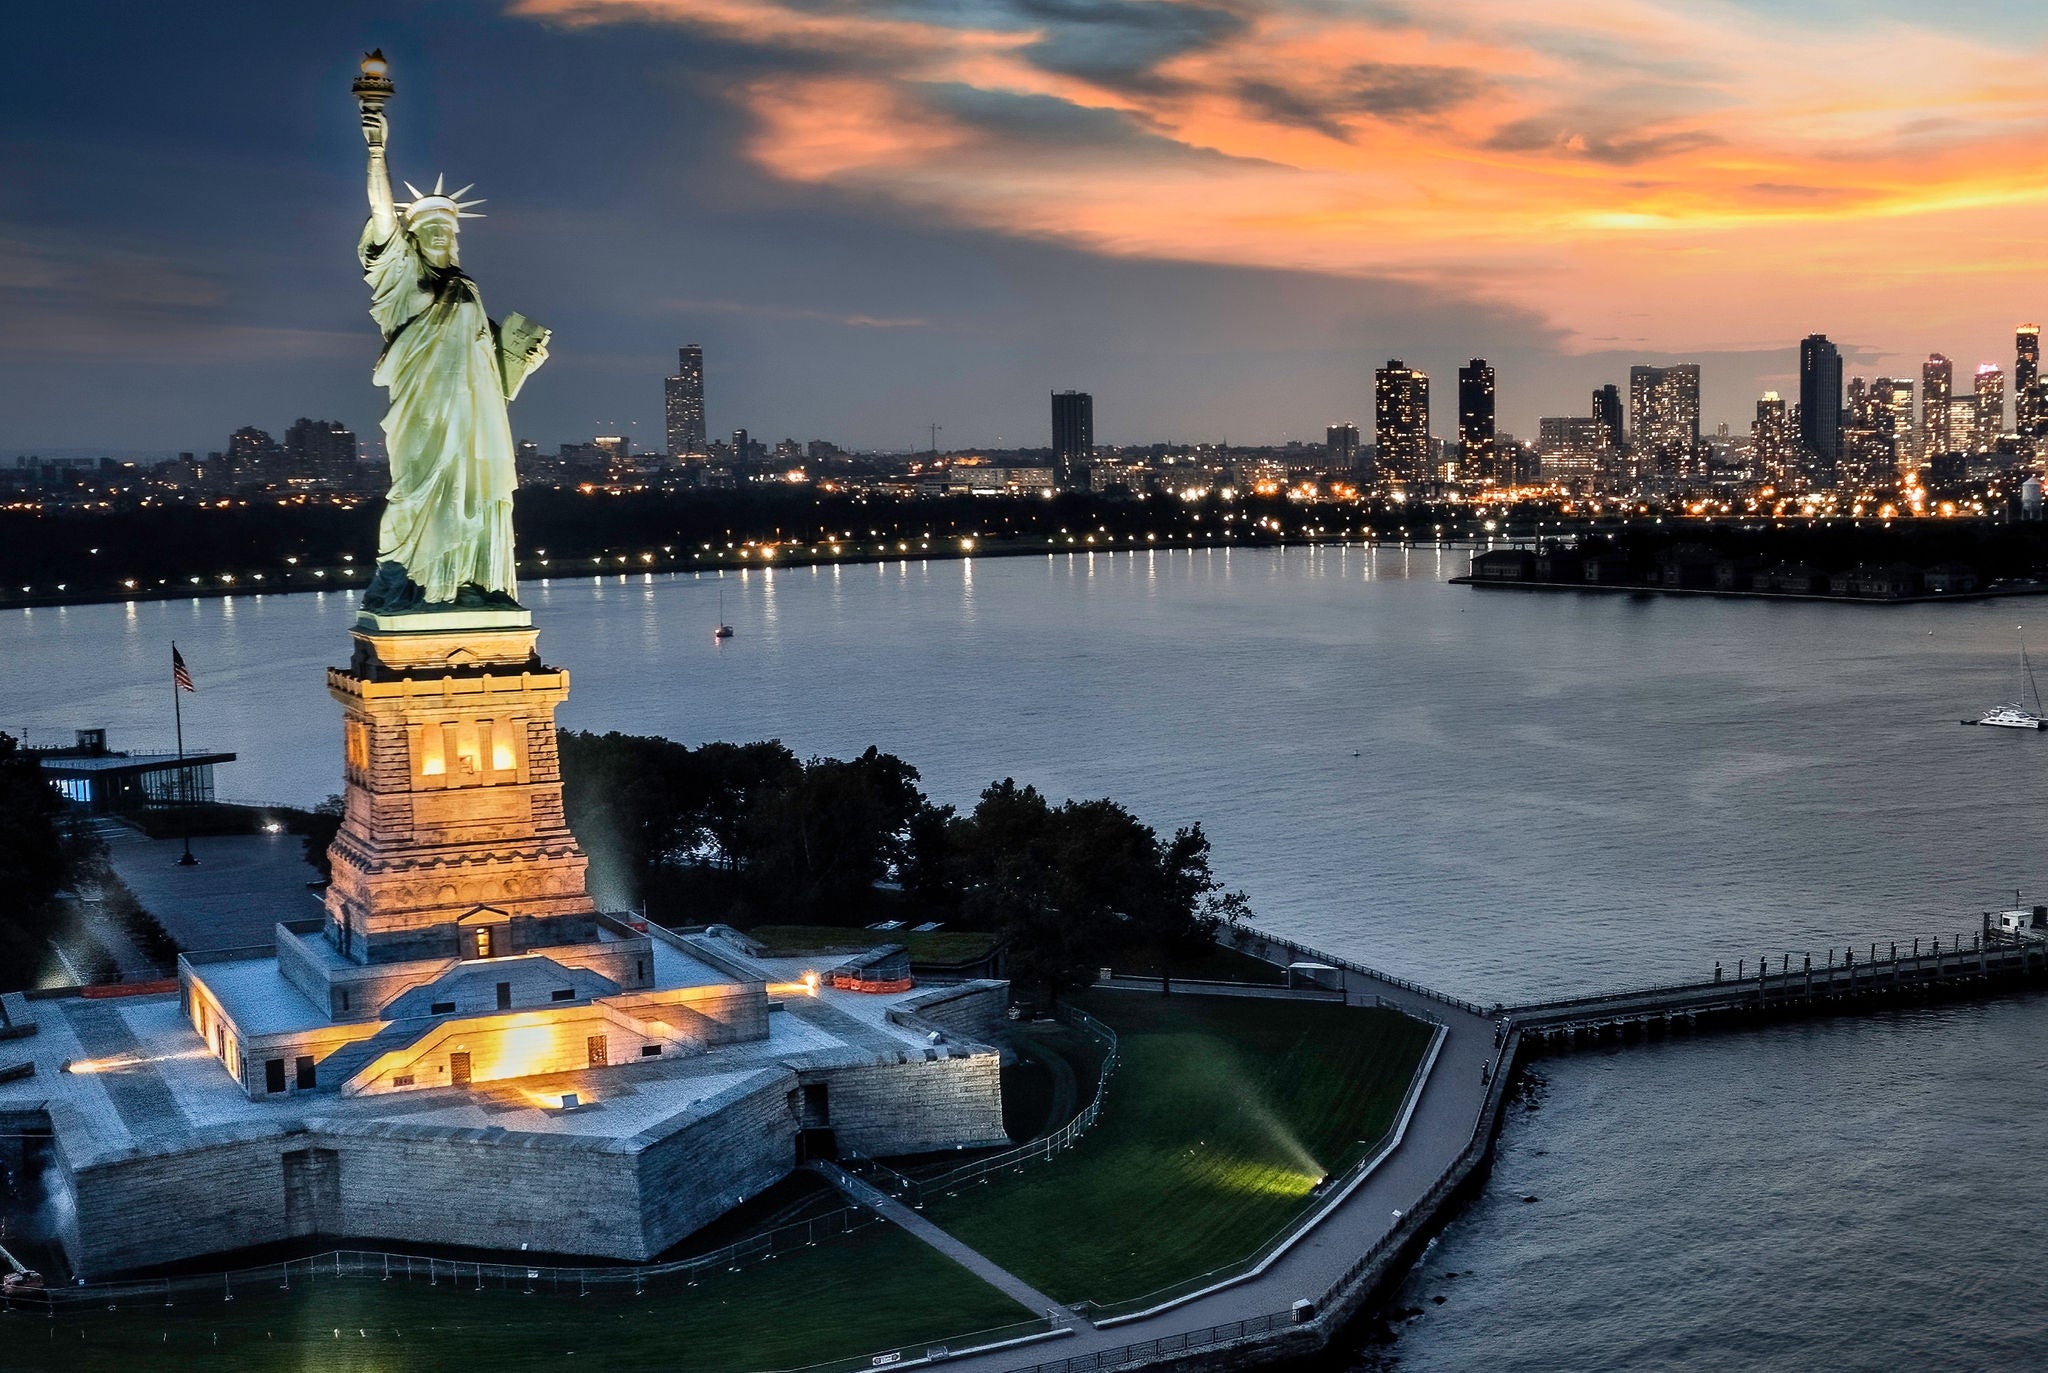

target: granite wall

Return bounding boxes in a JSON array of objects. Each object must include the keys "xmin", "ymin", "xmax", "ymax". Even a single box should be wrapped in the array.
[{"xmin": 814, "ymin": 1050, "xmax": 1007, "ymax": 1157}]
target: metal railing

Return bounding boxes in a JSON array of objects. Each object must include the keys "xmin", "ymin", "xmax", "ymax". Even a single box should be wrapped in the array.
[
  {"xmin": 1221, "ymin": 924, "xmax": 1490, "ymax": 1017},
  {"xmin": 852, "ymin": 1005, "xmax": 1121, "ymax": 1209},
  {"xmin": 1507, "ymin": 929, "xmax": 2026, "ymax": 1019},
  {"xmin": 1073, "ymin": 1017, "xmax": 1446, "ymax": 1327},
  {"xmin": 1003, "ymin": 1023, "xmax": 1518, "ymax": 1373},
  {"xmin": 0, "ymin": 1203, "xmax": 887, "ymax": 1313},
  {"xmin": 758, "ymin": 1316, "xmax": 1063, "ymax": 1373},
  {"xmin": 1006, "ymin": 1311, "xmax": 1303, "ymax": 1373}
]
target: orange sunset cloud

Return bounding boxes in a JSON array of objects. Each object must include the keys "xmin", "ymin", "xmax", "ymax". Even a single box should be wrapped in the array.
[{"xmin": 518, "ymin": 0, "xmax": 2048, "ymax": 361}]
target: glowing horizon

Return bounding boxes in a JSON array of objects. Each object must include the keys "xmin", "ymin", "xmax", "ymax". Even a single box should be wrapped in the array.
[{"xmin": 522, "ymin": 0, "xmax": 2048, "ymax": 375}]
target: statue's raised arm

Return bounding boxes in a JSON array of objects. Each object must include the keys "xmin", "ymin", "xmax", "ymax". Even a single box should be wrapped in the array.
[{"xmin": 349, "ymin": 51, "xmax": 547, "ymax": 618}]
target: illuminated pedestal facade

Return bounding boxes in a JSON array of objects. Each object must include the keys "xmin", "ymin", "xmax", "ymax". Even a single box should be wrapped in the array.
[
  {"xmin": 180, "ymin": 610, "xmax": 760, "ymax": 1099},
  {"xmin": 1, "ymin": 609, "xmax": 1007, "ymax": 1276}
]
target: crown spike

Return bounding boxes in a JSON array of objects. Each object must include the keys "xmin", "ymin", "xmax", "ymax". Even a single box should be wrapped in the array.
[
  {"xmin": 432, "ymin": 173, "xmax": 445, "ymax": 195},
  {"xmin": 450, "ymin": 184, "xmax": 475, "ymax": 201},
  {"xmin": 457, "ymin": 211, "xmax": 487, "ymax": 220},
  {"xmin": 403, "ymin": 181, "xmax": 424, "ymax": 200}
]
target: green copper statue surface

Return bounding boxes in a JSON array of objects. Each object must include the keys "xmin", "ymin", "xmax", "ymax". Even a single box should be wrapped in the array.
[{"xmin": 354, "ymin": 54, "xmax": 548, "ymax": 614}]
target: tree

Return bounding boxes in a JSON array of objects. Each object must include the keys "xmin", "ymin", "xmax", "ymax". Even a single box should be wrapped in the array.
[
  {"xmin": 557, "ymin": 731, "xmax": 797, "ymax": 917},
  {"xmin": 736, "ymin": 747, "xmax": 932, "ymax": 920},
  {"xmin": 956, "ymin": 780, "xmax": 1089, "ymax": 1006},
  {"xmin": 0, "ymin": 733, "xmax": 71, "ymax": 990},
  {"xmin": 1130, "ymin": 823, "xmax": 1249, "ymax": 996},
  {"xmin": 953, "ymin": 785, "xmax": 1254, "ymax": 1003},
  {"xmin": 302, "ymin": 794, "xmax": 345, "ymax": 881}
]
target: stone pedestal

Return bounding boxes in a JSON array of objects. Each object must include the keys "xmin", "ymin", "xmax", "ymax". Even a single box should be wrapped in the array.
[{"xmin": 322, "ymin": 610, "xmax": 601, "ymax": 967}]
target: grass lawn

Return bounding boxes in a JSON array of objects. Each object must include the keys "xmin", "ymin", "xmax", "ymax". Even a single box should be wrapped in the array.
[
  {"xmin": 996, "ymin": 1018, "xmax": 1111, "ymax": 1141},
  {"xmin": 1114, "ymin": 941, "xmax": 1288, "ymax": 985},
  {"xmin": 11, "ymin": 1222, "xmax": 1034, "ymax": 1373},
  {"xmin": 745, "ymin": 924, "xmax": 999, "ymax": 967},
  {"xmin": 920, "ymin": 991, "xmax": 1433, "ymax": 1309}
]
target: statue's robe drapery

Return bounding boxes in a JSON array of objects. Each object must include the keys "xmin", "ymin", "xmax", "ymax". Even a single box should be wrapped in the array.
[{"xmin": 360, "ymin": 218, "xmax": 519, "ymax": 606}]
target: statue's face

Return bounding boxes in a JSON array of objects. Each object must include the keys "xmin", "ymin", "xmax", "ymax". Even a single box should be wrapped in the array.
[{"xmin": 415, "ymin": 217, "xmax": 459, "ymax": 267}]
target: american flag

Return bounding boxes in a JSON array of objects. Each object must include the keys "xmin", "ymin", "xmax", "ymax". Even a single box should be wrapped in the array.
[{"xmin": 172, "ymin": 644, "xmax": 195, "ymax": 694}]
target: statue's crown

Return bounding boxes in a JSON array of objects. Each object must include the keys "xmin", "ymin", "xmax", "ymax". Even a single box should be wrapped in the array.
[{"xmin": 399, "ymin": 174, "xmax": 486, "ymax": 226}]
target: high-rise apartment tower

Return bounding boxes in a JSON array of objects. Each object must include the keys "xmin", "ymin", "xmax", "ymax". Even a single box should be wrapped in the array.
[
  {"xmin": 2018, "ymin": 326, "xmax": 2042, "ymax": 436},
  {"xmin": 1326, "ymin": 423, "xmax": 1360, "ymax": 470},
  {"xmin": 665, "ymin": 346, "xmax": 707, "ymax": 456},
  {"xmin": 1922, "ymin": 354, "xmax": 1953, "ymax": 457},
  {"xmin": 1457, "ymin": 359, "xmax": 1497, "ymax": 482},
  {"xmin": 1627, "ymin": 365, "xmax": 1701, "ymax": 481},
  {"xmin": 1798, "ymin": 334, "xmax": 1844, "ymax": 471},
  {"xmin": 1374, "ymin": 361, "xmax": 1431, "ymax": 486},
  {"xmin": 1051, "ymin": 391, "xmax": 1094, "ymax": 490}
]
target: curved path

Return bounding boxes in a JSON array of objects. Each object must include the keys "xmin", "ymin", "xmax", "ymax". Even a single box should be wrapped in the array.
[{"xmin": 875, "ymin": 958, "xmax": 1502, "ymax": 1372}]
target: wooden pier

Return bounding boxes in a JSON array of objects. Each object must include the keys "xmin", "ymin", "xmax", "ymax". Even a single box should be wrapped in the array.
[{"xmin": 1510, "ymin": 930, "xmax": 2048, "ymax": 1051}]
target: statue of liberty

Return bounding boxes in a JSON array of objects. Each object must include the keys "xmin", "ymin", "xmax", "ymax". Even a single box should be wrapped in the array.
[{"xmin": 353, "ymin": 52, "xmax": 548, "ymax": 614}]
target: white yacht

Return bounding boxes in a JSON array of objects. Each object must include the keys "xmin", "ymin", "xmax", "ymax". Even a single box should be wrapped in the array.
[
  {"xmin": 1964, "ymin": 630, "xmax": 2048, "ymax": 729},
  {"xmin": 1969, "ymin": 704, "xmax": 2047, "ymax": 730}
]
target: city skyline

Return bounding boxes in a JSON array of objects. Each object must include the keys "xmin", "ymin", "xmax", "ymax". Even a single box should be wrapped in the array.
[{"xmin": 13, "ymin": 3, "xmax": 2048, "ymax": 455}]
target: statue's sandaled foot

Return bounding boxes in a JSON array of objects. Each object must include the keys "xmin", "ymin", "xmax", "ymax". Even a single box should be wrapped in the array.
[{"xmin": 362, "ymin": 564, "xmax": 524, "ymax": 615}]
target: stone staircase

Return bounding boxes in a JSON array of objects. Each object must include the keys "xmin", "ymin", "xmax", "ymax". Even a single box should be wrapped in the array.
[{"xmin": 317, "ymin": 1018, "xmax": 438, "ymax": 1095}]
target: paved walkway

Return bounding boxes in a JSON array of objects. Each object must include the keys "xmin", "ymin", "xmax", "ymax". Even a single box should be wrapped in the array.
[
  {"xmin": 933, "ymin": 955, "xmax": 1501, "ymax": 1373},
  {"xmin": 808, "ymin": 1161, "xmax": 1077, "ymax": 1327},
  {"xmin": 101, "ymin": 826, "xmax": 325, "ymax": 952}
]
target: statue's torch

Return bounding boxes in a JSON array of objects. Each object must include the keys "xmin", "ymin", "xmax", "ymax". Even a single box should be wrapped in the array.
[{"xmin": 353, "ymin": 48, "xmax": 394, "ymax": 122}]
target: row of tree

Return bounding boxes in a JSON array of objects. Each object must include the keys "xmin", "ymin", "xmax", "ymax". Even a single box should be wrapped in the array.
[
  {"xmin": 556, "ymin": 731, "xmax": 1249, "ymax": 1000},
  {"xmin": 0, "ymin": 733, "xmax": 102, "ymax": 991}
]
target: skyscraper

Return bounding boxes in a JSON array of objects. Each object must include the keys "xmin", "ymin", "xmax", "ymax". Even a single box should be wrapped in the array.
[
  {"xmin": 2018, "ymin": 326, "xmax": 2041, "ymax": 436},
  {"xmin": 1921, "ymin": 354, "xmax": 1953, "ymax": 456},
  {"xmin": 1538, "ymin": 416, "xmax": 1603, "ymax": 487},
  {"xmin": 1050, "ymin": 390, "xmax": 1093, "ymax": 490},
  {"xmin": 1326, "ymin": 422, "xmax": 1360, "ymax": 470},
  {"xmin": 1752, "ymin": 393, "xmax": 1793, "ymax": 481},
  {"xmin": 1627, "ymin": 364, "xmax": 1701, "ymax": 481},
  {"xmin": 1592, "ymin": 385, "xmax": 1624, "ymax": 453},
  {"xmin": 1374, "ymin": 360, "xmax": 1430, "ymax": 486},
  {"xmin": 1974, "ymin": 364, "xmax": 2005, "ymax": 452},
  {"xmin": 665, "ymin": 345, "xmax": 706, "ymax": 456},
  {"xmin": 1457, "ymin": 359, "xmax": 1496, "ymax": 483},
  {"xmin": 1944, "ymin": 396, "xmax": 1977, "ymax": 461},
  {"xmin": 283, "ymin": 417, "xmax": 358, "ymax": 486},
  {"xmin": 1798, "ymin": 334, "xmax": 1844, "ymax": 473},
  {"xmin": 1870, "ymin": 377, "xmax": 1914, "ymax": 478}
]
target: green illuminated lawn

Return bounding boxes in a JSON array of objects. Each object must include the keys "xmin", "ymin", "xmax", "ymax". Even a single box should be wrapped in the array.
[
  {"xmin": 920, "ymin": 992, "xmax": 1433, "ymax": 1309},
  {"xmin": 11, "ymin": 1222, "xmax": 1033, "ymax": 1373}
]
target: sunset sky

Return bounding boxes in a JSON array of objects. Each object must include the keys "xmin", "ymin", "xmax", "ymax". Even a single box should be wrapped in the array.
[{"xmin": 14, "ymin": 0, "xmax": 2048, "ymax": 453}]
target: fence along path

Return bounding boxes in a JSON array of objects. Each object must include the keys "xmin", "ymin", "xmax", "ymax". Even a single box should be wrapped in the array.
[{"xmin": 0, "ymin": 1204, "xmax": 893, "ymax": 1312}]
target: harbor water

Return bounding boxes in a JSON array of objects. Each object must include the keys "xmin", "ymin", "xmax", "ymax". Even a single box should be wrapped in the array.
[{"xmin": 5, "ymin": 544, "xmax": 2045, "ymax": 1368}]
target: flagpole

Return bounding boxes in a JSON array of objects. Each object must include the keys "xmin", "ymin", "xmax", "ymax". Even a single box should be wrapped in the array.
[{"xmin": 173, "ymin": 640, "xmax": 196, "ymax": 867}]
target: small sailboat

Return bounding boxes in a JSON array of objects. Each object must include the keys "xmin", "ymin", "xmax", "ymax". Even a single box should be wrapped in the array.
[
  {"xmin": 1964, "ymin": 628, "xmax": 2048, "ymax": 729},
  {"xmin": 713, "ymin": 590, "xmax": 734, "ymax": 641}
]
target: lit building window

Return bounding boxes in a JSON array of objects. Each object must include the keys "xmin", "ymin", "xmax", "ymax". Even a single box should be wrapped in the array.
[
  {"xmin": 490, "ymin": 720, "xmax": 517, "ymax": 772},
  {"xmin": 475, "ymin": 927, "xmax": 492, "ymax": 958},
  {"xmin": 419, "ymin": 724, "xmax": 445, "ymax": 777}
]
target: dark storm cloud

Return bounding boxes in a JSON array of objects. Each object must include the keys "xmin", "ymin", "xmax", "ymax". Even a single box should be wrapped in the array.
[
  {"xmin": 1483, "ymin": 116, "xmax": 1721, "ymax": 166},
  {"xmin": 922, "ymin": 84, "xmax": 1279, "ymax": 168},
  {"xmin": 1237, "ymin": 62, "xmax": 1490, "ymax": 139},
  {"xmin": 1008, "ymin": 0, "xmax": 1248, "ymax": 86}
]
